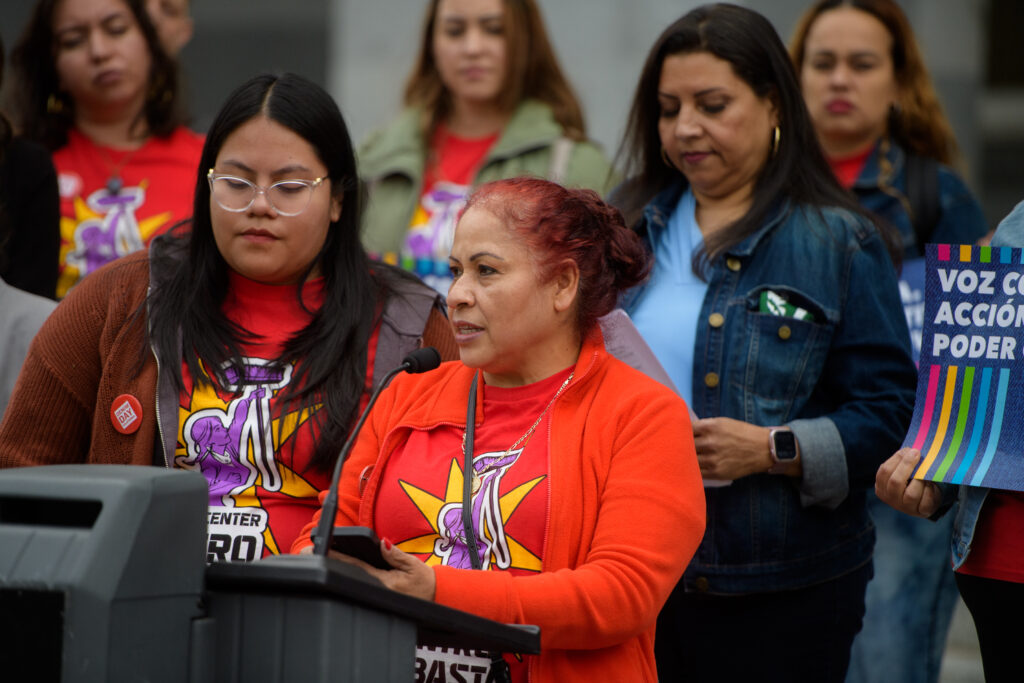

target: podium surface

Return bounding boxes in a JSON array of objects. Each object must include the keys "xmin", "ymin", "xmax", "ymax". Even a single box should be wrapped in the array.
[{"xmin": 0, "ymin": 465, "xmax": 539, "ymax": 682}]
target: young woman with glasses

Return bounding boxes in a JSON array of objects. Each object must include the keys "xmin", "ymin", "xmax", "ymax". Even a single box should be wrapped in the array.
[
  {"xmin": 9, "ymin": 0, "xmax": 204, "ymax": 298},
  {"xmin": 0, "ymin": 72, "xmax": 457, "ymax": 561},
  {"xmin": 358, "ymin": 0, "xmax": 615, "ymax": 286}
]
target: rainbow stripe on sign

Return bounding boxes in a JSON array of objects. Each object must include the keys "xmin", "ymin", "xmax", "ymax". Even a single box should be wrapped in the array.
[
  {"xmin": 905, "ymin": 243, "xmax": 1024, "ymax": 490},
  {"xmin": 910, "ymin": 364, "xmax": 1010, "ymax": 485}
]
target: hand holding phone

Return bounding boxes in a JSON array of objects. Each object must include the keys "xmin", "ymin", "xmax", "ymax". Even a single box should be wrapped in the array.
[{"xmin": 317, "ymin": 526, "xmax": 390, "ymax": 570}]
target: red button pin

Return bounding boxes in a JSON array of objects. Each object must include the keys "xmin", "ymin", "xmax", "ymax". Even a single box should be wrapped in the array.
[{"xmin": 110, "ymin": 394, "xmax": 143, "ymax": 434}]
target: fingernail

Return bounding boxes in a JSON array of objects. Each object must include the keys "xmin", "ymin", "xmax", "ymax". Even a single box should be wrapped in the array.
[{"xmin": 383, "ymin": 537, "xmax": 393, "ymax": 551}]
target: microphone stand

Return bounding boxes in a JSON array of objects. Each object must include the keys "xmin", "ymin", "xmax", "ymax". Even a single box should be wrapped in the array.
[{"xmin": 313, "ymin": 347, "xmax": 440, "ymax": 556}]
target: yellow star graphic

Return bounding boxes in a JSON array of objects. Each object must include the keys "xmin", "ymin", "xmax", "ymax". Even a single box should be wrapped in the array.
[
  {"xmin": 175, "ymin": 360, "xmax": 322, "ymax": 553},
  {"xmin": 397, "ymin": 459, "xmax": 544, "ymax": 571}
]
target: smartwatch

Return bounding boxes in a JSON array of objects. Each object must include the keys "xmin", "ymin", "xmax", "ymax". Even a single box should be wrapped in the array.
[{"xmin": 768, "ymin": 427, "xmax": 798, "ymax": 474}]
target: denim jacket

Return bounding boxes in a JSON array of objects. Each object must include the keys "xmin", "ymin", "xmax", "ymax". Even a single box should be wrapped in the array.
[
  {"xmin": 853, "ymin": 141, "xmax": 988, "ymax": 259},
  {"xmin": 624, "ymin": 181, "xmax": 917, "ymax": 594},
  {"xmin": 948, "ymin": 199, "xmax": 1024, "ymax": 569}
]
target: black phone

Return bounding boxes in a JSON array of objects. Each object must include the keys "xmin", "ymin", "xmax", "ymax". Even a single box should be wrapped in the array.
[{"xmin": 319, "ymin": 526, "xmax": 389, "ymax": 570}]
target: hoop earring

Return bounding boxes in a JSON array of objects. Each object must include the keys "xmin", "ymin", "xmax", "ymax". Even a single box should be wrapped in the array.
[
  {"xmin": 661, "ymin": 147, "xmax": 675, "ymax": 169},
  {"xmin": 46, "ymin": 93, "xmax": 65, "ymax": 114},
  {"xmin": 771, "ymin": 126, "xmax": 781, "ymax": 157}
]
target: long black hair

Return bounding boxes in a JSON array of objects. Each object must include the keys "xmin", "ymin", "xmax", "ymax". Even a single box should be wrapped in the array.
[
  {"xmin": 616, "ymin": 3, "xmax": 898, "ymax": 270},
  {"xmin": 147, "ymin": 72, "xmax": 380, "ymax": 472},
  {"xmin": 9, "ymin": 0, "xmax": 184, "ymax": 151}
]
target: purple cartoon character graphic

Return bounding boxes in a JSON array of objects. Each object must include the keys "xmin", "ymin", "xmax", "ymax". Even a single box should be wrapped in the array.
[
  {"xmin": 178, "ymin": 360, "xmax": 291, "ymax": 505},
  {"xmin": 404, "ymin": 182, "xmax": 469, "ymax": 259},
  {"xmin": 435, "ymin": 449, "xmax": 521, "ymax": 569},
  {"xmin": 67, "ymin": 186, "xmax": 147, "ymax": 278}
]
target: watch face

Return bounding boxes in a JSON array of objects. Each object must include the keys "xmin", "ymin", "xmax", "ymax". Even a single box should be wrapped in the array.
[{"xmin": 772, "ymin": 430, "xmax": 798, "ymax": 461}]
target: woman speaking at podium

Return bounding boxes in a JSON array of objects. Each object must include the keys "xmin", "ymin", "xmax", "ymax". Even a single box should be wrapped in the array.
[
  {"xmin": 295, "ymin": 177, "xmax": 706, "ymax": 682},
  {"xmin": 0, "ymin": 73, "xmax": 456, "ymax": 559}
]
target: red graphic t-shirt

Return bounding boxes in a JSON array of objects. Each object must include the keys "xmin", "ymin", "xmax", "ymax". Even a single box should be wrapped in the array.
[
  {"xmin": 376, "ymin": 367, "xmax": 569, "ymax": 683},
  {"xmin": 403, "ymin": 124, "xmax": 498, "ymax": 262},
  {"xmin": 54, "ymin": 126, "xmax": 204, "ymax": 297},
  {"xmin": 173, "ymin": 273, "xmax": 377, "ymax": 562}
]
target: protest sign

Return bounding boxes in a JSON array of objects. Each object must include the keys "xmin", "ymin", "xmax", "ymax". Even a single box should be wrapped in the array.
[{"xmin": 904, "ymin": 243, "xmax": 1024, "ymax": 491}]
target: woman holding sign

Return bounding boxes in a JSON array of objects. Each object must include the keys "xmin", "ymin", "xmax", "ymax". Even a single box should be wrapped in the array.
[
  {"xmin": 613, "ymin": 5, "xmax": 917, "ymax": 681},
  {"xmin": 790, "ymin": 3, "xmax": 989, "ymax": 680},
  {"xmin": 877, "ymin": 199, "xmax": 1024, "ymax": 683}
]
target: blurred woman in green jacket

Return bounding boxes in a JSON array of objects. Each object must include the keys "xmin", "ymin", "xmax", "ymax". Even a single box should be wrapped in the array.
[{"xmin": 358, "ymin": 0, "xmax": 614, "ymax": 276}]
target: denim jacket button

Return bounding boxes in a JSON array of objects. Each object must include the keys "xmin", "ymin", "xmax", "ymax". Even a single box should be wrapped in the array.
[
  {"xmin": 694, "ymin": 576, "xmax": 710, "ymax": 592},
  {"xmin": 726, "ymin": 257, "xmax": 741, "ymax": 272},
  {"xmin": 708, "ymin": 312, "xmax": 724, "ymax": 328},
  {"xmin": 778, "ymin": 325, "xmax": 792, "ymax": 340},
  {"xmin": 704, "ymin": 372, "xmax": 720, "ymax": 388}
]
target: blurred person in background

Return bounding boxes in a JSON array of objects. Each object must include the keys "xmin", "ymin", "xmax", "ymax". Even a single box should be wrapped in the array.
[
  {"xmin": 146, "ymin": 0, "xmax": 193, "ymax": 56},
  {"xmin": 0, "ymin": 34, "xmax": 60, "ymax": 299},
  {"xmin": 10, "ymin": 0, "xmax": 203, "ymax": 298},
  {"xmin": 791, "ymin": 3, "xmax": 989, "ymax": 681},
  {"xmin": 615, "ymin": 5, "xmax": 917, "ymax": 680},
  {"xmin": 792, "ymin": 0, "xmax": 987, "ymax": 260},
  {"xmin": 358, "ymin": 0, "xmax": 614, "ymax": 289}
]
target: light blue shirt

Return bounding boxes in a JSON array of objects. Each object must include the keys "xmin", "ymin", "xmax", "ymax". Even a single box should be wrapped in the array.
[{"xmin": 627, "ymin": 188, "xmax": 707, "ymax": 408}]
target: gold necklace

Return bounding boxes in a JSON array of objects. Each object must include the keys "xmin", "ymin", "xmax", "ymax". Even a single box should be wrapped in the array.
[{"xmin": 462, "ymin": 371, "xmax": 574, "ymax": 495}]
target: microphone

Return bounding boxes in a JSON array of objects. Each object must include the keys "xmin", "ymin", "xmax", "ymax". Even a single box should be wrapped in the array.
[{"xmin": 313, "ymin": 347, "xmax": 442, "ymax": 556}]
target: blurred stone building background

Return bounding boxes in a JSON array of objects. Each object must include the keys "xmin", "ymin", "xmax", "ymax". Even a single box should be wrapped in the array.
[{"xmin": 2, "ymin": 0, "xmax": 1020, "ymax": 226}]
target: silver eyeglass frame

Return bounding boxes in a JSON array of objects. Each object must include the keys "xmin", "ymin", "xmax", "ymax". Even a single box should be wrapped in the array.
[{"xmin": 207, "ymin": 169, "xmax": 326, "ymax": 216}]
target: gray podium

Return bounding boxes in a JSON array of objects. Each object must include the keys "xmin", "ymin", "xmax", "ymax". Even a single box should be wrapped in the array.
[{"xmin": 0, "ymin": 465, "xmax": 539, "ymax": 682}]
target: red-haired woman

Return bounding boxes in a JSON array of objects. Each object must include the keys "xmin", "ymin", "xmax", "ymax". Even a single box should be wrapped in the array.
[
  {"xmin": 295, "ymin": 177, "xmax": 705, "ymax": 683},
  {"xmin": 358, "ymin": 0, "xmax": 614, "ymax": 285}
]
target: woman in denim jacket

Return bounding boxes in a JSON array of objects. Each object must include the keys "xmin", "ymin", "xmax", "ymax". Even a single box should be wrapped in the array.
[
  {"xmin": 615, "ymin": 5, "xmax": 917, "ymax": 681},
  {"xmin": 791, "ymin": 0, "xmax": 988, "ymax": 260},
  {"xmin": 791, "ymin": 4, "xmax": 989, "ymax": 682},
  {"xmin": 877, "ymin": 200, "xmax": 1024, "ymax": 683}
]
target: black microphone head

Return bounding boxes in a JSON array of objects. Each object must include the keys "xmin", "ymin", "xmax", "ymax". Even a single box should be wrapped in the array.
[{"xmin": 402, "ymin": 347, "xmax": 442, "ymax": 374}]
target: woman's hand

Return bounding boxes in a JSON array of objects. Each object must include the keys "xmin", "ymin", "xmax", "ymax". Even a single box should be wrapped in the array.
[
  {"xmin": 693, "ymin": 417, "xmax": 780, "ymax": 480},
  {"xmin": 324, "ymin": 538, "xmax": 437, "ymax": 602},
  {"xmin": 875, "ymin": 448, "xmax": 941, "ymax": 518}
]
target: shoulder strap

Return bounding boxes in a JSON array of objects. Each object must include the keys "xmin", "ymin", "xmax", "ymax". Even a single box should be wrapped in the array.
[
  {"xmin": 905, "ymin": 153, "xmax": 941, "ymax": 251},
  {"xmin": 547, "ymin": 136, "xmax": 574, "ymax": 185}
]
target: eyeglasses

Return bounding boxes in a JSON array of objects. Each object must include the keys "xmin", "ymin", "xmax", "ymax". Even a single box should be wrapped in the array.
[{"xmin": 207, "ymin": 170, "xmax": 326, "ymax": 217}]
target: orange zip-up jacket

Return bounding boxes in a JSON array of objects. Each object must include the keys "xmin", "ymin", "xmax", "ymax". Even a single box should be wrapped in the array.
[{"xmin": 295, "ymin": 330, "xmax": 705, "ymax": 682}]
